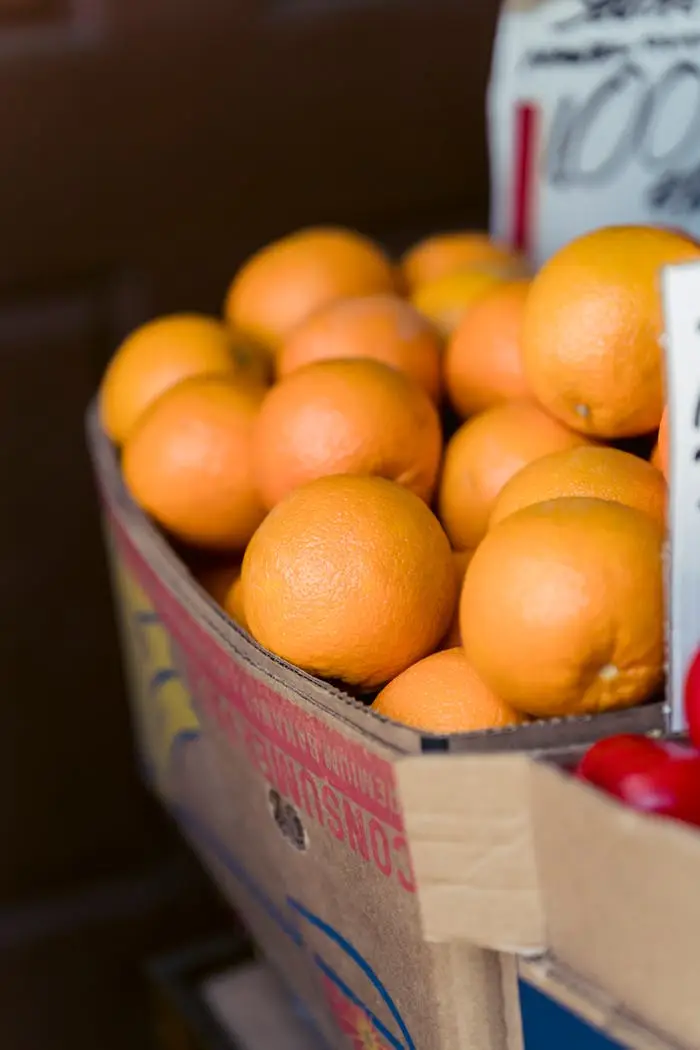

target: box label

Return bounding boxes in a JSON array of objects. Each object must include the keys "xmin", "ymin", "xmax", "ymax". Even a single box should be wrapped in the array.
[
  {"xmin": 661, "ymin": 260, "xmax": 700, "ymax": 731},
  {"xmin": 489, "ymin": 0, "xmax": 700, "ymax": 264}
]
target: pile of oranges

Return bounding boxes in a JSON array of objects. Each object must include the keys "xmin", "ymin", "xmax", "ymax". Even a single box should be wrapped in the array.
[{"xmin": 99, "ymin": 223, "xmax": 692, "ymax": 736}]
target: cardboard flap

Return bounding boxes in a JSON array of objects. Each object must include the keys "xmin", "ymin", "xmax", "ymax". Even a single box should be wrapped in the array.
[
  {"xmin": 395, "ymin": 753, "xmax": 543, "ymax": 954},
  {"xmin": 532, "ymin": 762, "xmax": 700, "ymax": 1049}
]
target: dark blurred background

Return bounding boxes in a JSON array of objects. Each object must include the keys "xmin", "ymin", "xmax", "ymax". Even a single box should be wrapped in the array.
[{"xmin": 0, "ymin": 2, "xmax": 496, "ymax": 1046}]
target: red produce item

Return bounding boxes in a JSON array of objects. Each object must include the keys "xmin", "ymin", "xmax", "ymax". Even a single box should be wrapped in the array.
[
  {"xmin": 577, "ymin": 733, "xmax": 700, "ymax": 828},
  {"xmin": 620, "ymin": 754, "xmax": 700, "ymax": 828},
  {"xmin": 684, "ymin": 647, "xmax": 700, "ymax": 749},
  {"xmin": 576, "ymin": 734, "xmax": 669, "ymax": 791}
]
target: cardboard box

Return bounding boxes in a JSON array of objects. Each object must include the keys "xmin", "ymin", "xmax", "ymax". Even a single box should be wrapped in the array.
[
  {"xmin": 88, "ymin": 407, "xmax": 664, "ymax": 1050},
  {"xmin": 531, "ymin": 762, "xmax": 700, "ymax": 1050}
]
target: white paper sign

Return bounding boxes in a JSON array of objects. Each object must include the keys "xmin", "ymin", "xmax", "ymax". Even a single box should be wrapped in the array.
[
  {"xmin": 661, "ymin": 261, "xmax": 700, "ymax": 732},
  {"xmin": 489, "ymin": 0, "xmax": 700, "ymax": 266}
]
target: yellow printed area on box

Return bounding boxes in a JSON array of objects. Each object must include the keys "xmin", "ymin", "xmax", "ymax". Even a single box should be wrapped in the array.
[{"xmin": 111, "ymin": 553, "xmax": 200, "ymax": 794}]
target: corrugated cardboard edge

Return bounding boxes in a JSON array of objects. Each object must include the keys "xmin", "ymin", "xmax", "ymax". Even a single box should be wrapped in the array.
[
  {"xmin": 518, "ymin": 956, "xmax": 690, "ymax": 1050},
  {"xmin": 395, "ymin": 753, "xmax": 544, "ymax": 954}
]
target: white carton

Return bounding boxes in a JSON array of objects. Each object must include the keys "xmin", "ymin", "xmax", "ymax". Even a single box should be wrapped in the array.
[{"xmin": 489, "ymin": 0, "xmax": 700, "ymax": 264}]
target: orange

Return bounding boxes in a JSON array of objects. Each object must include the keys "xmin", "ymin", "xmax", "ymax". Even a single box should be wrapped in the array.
[
  {"xmin": 652, "ymin": 407, "xmax": 668, "ymax": 480},
  {"xmin": 522, "ymin": 225, "xmax": 700, "ymax": 438},
  {"xmin": 224, "ymin": 227, "xmax": 397, "ymax": 353},
  {"xmin": 371, "ymin": 648, "xmax": 524, "ymax": 734},
  {"xmin": 122, "ymin": 376, "xmax": 266, "ymax": 551},
  {"xmin": 445, "ymin": 280, "xmax": 531, "ymax": 417},
  {"xmin": 242, "ymin": 475, "xmax": 456, "ymax": 688},
  {"xmin": 411, "ymin": 269, "xmax": 505, "ymax": 337},
  {"xmin": 461, "ymin": 497, "xmax": 664, "ymax": 718},
  {"xmin": 252, "ymin": 358, "xmax": 442, "ymax": 510},
  {"xmin": 440, "ymin": 550, "xmax": 474, "ymax": 649},
  {"xmin": 438, "ymin": 400, "xmax": 591, "ymax": 550},
  {"xmin": 277, "ymin": 294, "xmax": 442, "ymax": 401},
  {"xmin": 100, "ymin": 313, "xmax": 267, "ymax": 446},
  {"xmin": 401, "ymin": 231, "xmax": 529, "ymax": 292},
  {"xmin": 489, "ymin": 445, "xmax": 667, "ymax": 531},
  {"xmin": 197, "ymin": 563, "xmax": 248, "ymax": 629}
]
